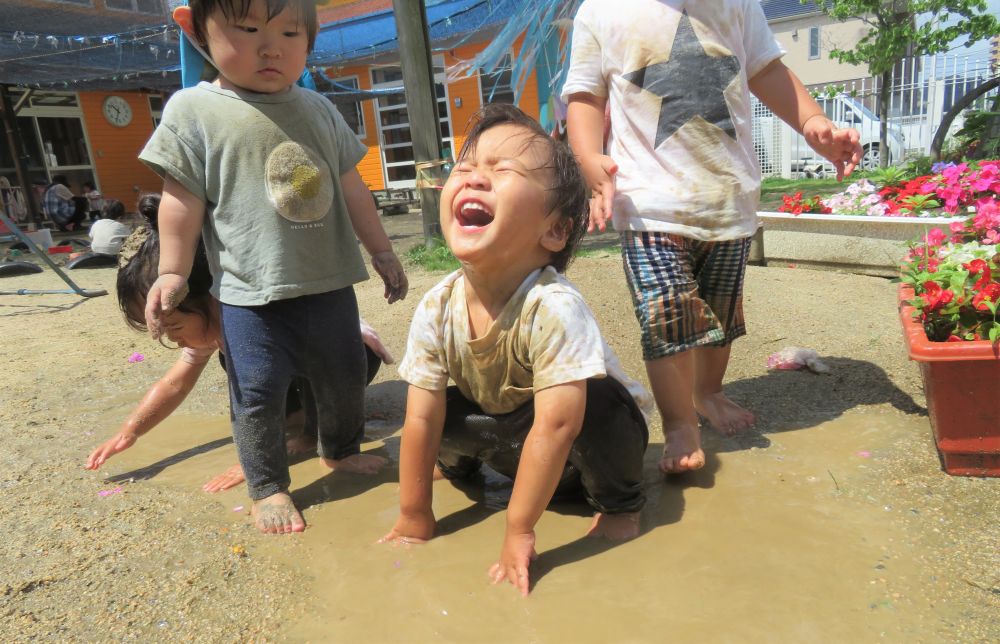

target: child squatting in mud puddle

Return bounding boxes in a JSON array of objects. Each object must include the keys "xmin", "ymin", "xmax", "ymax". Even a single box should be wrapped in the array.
[{"xmin": 381, "ymin": 104, "xmax": 655, "ymax": 596}]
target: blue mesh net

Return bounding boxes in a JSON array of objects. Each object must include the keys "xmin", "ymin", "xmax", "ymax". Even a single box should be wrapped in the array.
[{"xmin": 0, "ymin": 0, "xmax": 572, "ymax": 97}]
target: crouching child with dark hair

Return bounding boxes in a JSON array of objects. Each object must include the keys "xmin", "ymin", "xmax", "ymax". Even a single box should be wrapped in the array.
[{"xmin": 380, "ymin": 104, "xmax": 653, "ymax": 595}]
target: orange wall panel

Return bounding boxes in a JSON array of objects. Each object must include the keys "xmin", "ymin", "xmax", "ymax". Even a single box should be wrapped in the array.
[
  {"xmin": 328, "ymin": 63, "xmax": 385, "ymax": 190},
  {"xmin": 79, "ymin": 92, "xmax": 162, "ymax": 210}
]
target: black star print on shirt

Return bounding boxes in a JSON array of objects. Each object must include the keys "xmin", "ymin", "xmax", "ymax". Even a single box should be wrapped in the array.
[{"xmin": 622, "ymin": 9, "xmax": 741, "ymax": 148}]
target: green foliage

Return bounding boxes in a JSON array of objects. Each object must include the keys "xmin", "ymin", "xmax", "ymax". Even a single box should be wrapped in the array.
[
  {"xmin": 403, "ymin": 238, "xmax": 461, "ymax": 272},
  {"xmin": 904, "ymin": 154, "xmax": 935, "ymax": 177},
  {"xmin": 953, "ymin": 93, "xmax": 1000, "ymax": 159},
  {"xmin": 816, "ymin": 1, "xmax": 1000, "ymax": 75},
  {"xmin": 868, "ymin": 164, "xmax": 910, "ymax": 186}
]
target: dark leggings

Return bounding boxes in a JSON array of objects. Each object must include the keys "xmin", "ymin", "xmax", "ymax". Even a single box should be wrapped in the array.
[
  {"xmin": 218, "ymin": 345, "xmax": 382, "ymax": 436},
  {"xmin": 437, "ymin": 377, "xmax": 649, "ymax": 514},
  {"xmin": 221, "ymin": 288, "xmax": 368, "ymax": 500}
]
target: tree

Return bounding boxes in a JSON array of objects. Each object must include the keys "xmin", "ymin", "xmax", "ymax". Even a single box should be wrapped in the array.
[{"xmin": 812, "ymin": 0, "xmax": 1000, "ymax": 167}]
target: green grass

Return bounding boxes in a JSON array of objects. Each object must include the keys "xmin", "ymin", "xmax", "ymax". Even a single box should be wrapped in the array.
[
  {"xmin": 403, "ymin": 238, "xmax": 461, "ymax": 272},
  {"xmin": 759, "ymin": 175, "xmax": 859, "ymax": 211},
  {"xmin": 402, "ymin": 238, "xmax": 623, "ymax": 273}
]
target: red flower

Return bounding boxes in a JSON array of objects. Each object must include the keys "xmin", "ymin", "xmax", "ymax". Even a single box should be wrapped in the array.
[
  {"xmin": 972, "ymin": 282, "xmax": 1000, "ymax": 311},
  {"xmin": 920, "ymin": 281, "xmax": 954, "ymax": 311}
]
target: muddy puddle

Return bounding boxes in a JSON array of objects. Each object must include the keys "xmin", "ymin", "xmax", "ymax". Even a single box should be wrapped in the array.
[{"xmin": 94, "ymin": 407, "xmax": 962, "ymax": 642}]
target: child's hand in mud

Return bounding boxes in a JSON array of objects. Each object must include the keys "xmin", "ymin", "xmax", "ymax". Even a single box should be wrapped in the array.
[
  {"xmin": 802, "ymin": 116, "xmax": 862, "ymax": 181},
  {"xmin": 202, "ymin": 464, "xmax": 245, "ymax": 493},
  {"xmin": 371, "ymin": 251, "xmax": 408, "ymax": 304},
  {"xmin": 378, "ymin": 509, "xmax": 435, "ymax": 545},
  {"xmin": 489, "ymin": 530, "xmax": 538, "ymax": 597},
  {"xmin": 144, "ymin": 273, "xmax": 188, "ymax": 339},
  {"xmin": 85, "ymin": 431, "xmax": 138, "ymax": 470}
]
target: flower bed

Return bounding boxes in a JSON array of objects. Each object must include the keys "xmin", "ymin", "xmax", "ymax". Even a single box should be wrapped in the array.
[
  {"xmin": 898, "ymin": 284, "xmax": 1000, "ymax": 477},
  {"xmin": 899, "ymin": 204, "xmax": 1000, "ymax": 343},
  {"xmin": 758, "ymin": 160, "xmax": 999, "ymax": 277},
  {"xmin": 776, "ymin": 159, "xmax": 999, "ymax": 219}
]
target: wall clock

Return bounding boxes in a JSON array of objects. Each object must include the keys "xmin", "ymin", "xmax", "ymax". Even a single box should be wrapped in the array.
[{"xmin": 102, "ymin": 95, "xmax": 133, "ymax": 128}]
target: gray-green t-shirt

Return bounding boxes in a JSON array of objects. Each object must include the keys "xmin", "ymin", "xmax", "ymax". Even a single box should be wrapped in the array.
[{"xmin": 139, "ymin": 82, "xmax": 369, "ymax": 305}]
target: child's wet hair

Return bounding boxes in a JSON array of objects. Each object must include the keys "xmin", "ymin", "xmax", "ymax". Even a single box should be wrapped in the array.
[
  {"xmin": 187, "ymin": 0, "xmax": 319, "ymax": 53},
  {"xmin": 458, "ymin": 103, "xmax": 588, "ymax": 272},
  {"xmin": 116, "ymin": 193, "xmax": 214, "ymax": 333},
  {"xmin": 101, "ymin": 199, "xmax": 125, "ymax": 221}
]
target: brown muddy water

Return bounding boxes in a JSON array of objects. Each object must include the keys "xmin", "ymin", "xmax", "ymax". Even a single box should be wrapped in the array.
[
  {"xmin": 99, "ymin": 408, "xmax": 970, "ymax": 642},
  {"xmin": 3, "ymin": 257, "xmax": 997, "ymax": 641}
]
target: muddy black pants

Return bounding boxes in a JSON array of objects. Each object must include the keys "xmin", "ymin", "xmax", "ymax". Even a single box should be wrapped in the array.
[{"xmin": 437, "ymin": 377, "xmax": 648, "ymax": 514}]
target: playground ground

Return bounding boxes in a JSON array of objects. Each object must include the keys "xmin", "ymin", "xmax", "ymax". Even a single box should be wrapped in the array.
[{"xmin": 0, "ymin": 212, "xmax": 997, "ymax": 641}]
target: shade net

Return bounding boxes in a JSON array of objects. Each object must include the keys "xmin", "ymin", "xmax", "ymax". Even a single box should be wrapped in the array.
[{"xmin": 0, "ymin": 0, "xmax": 570, "ymax": 99}]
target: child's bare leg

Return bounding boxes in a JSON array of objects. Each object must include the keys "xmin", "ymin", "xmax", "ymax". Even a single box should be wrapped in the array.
[
  {"xmin": 320, "ymin": 453, "xmax": 387, "ymax": 474},
  {"xmin": 252, "ymin": 491, "xmax": 305, "ymax": 534},
  {"xmin": 693, "ymin": 345, "xmax": 754, "ymax": 436},
  {"xmin": 646, "ymin": 352, "xmax": 705, "ymax": 474},
  {"xmin": 587, "ymin": 512, "xmax": 641, "ymax": 540}
]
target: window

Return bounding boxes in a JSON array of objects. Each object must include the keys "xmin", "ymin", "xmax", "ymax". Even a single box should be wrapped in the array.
[
  {"xmin": 480, "ymin": 54, "xmax": 516, "ymax": 105},
  {"xmin": 331, "ymin": 76, "xmax": 366, "ymax": 138},
  {"xmin": 36, "ymin": 117, "xmax": 90, "ymax": 167},
  {"xmin": 105, "ymin": 0, "xmax": 164, "ymax": 14},
  {"xmin": 809, "ymin": 27, "xmax": 820, "ymax": 60},
  {"xmin": 370, "ymin": 59, "xmax": 453, "ymax": 188},
  {"xmin": 148, "ymin": 94, "xmax": 164, "ymax": 128}
]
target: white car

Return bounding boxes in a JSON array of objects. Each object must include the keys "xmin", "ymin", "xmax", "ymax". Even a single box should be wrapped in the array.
[{"xmin": 754, "ymin": 94, "xmax": 905, "ymax": 176}]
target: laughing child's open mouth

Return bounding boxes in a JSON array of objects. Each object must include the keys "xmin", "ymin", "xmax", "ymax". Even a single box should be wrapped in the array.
[{"xmin": 456, "ymin": 199, "xmax": 494, "ymax": 228}]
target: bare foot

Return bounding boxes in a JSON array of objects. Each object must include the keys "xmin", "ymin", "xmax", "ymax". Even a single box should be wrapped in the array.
[
  {"xmin": 320, "ymin": 453, "xmax": 387, "ymax": 474},
  {"xmin": 251, "ymin": 492, "xmax": 305, "ymax": 534},
  {"xmin": 586, "ymin": 512, "xmax": 640, "ymax": 540},
  {"xmin": 203, "ymin": 463, "xmax": 245, "ymax": 493},
  {"xmin": 695, "ymin": 391, "xmax": 755, "ymax": 436},
  {"xmin": 285, "ymin": 433, "xmax": 316, "ymax": 456},
  {"xmin": 432, "ymin": 465, "xmax": 446, "ymax": 481},
  {"xmin": 660, "ymin": 422, "xmax": 706, "ymax": 474}
]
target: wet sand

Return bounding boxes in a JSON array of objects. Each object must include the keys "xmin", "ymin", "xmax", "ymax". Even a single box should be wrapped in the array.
[{"xmin": 1, "ymin": 224, "xmax": 997, "ymax": 641}]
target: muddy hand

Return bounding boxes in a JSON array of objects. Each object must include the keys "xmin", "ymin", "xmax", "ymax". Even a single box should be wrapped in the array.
[
  {"xmin": 489, "ymin": 530, "xmax": 538, "ymax": 597},
  {"xmin": 85, "ymin": 431, "xmax": 137, "ymax": 470},
  {"xmin": 144, "ymin": 273, "xmax": 189, "ymax": 339},
  {"xmin": 372, "ymin": 250, "xmax": 408, "ymax": 304}
]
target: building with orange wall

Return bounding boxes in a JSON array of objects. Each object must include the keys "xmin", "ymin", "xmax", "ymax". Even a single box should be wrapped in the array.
[
  {"xmin": 0, "ymin": 0, "xmax": 171, "ymax": 214},
  {"xmin": 1, "ymin": 0, "xmax": 542, "ymax": 216}
]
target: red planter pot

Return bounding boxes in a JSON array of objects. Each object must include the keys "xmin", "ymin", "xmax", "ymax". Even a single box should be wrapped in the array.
[{"xmin": 899, "ymin": 285, "xmax": 1000, "ymax": 477}]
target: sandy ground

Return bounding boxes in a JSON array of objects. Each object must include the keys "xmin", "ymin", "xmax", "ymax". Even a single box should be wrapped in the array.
[{"xmin": 0, "ymin": 214, "xmax": 997, "ymax": 642}]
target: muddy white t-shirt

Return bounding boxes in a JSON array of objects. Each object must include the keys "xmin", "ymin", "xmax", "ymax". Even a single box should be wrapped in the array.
[
  {"xmin": 398, "ymin": 267, "xmax": 653, "ymax": 423},
  {"xmin": 561, "ymin": 0, "xmax": 784, "ymax": 240}
]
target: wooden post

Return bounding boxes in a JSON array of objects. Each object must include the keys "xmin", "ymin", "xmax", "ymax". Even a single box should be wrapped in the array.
[
  {"xmin": 392, "ymin": 0, "xmax": 443, "ymax": 245},
  {"xmin": 0, "ymin": 85, "xmax": 40, "ymax": 226}
]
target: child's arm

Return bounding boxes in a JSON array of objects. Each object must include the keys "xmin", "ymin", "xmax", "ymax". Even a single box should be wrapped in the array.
[
  {"xmin": 748, "ymin": 59, "xmax": 862, "ymax": 180},
  {"xmin": 85, "ymin": 357, "xmax": 208, "ymax": 470},
  {"xmin": 145, "ymin": 176, "xmax": 205, "ymax": 337},
  {"xmin": 380, "ymin": 385, "xmax": 447, "ymax": 543},
  {"xmin": 341, "ymin": 168, "xmax": 409, "ymax": 304},
  {"xmin": 491, "ymin": 381, "xmax": 587, "ymax": 596},
  {"xmin": 566, "ymin": 92, "xmax": 618, "ymax": 233}
]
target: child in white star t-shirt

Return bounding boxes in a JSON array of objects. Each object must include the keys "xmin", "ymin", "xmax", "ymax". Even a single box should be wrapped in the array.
[{"xmin": 564, "ymin": 0, "xmax": 862, "ymax": 474}]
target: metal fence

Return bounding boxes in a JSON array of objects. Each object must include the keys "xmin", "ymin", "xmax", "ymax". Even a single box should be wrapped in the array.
[{"xmin": 753, "ymin": 52, "xmax": 1000, "ymax": 178}]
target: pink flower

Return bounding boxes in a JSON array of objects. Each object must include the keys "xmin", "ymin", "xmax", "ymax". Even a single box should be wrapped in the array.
[{"xmin": 923, "ymin": 228, "xmax": 948, "ymax": 247}]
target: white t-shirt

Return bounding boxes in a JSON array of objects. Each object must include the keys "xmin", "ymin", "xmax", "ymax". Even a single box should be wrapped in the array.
[
  {"xmin": 398, "ymin": 267, "xmax": 654, "ymax": 423},
  {"xmin": 88, "ymin": 219, "xmax": 132, "ymax": 255},
  {"xmin": 561, "ymin": 0, "xmax": 784, "ymax": 240}
]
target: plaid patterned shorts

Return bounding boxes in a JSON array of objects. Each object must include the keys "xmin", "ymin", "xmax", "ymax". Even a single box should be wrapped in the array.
[{"xmin": 622, "ymin": 231, "xmax": 751, "ymax": 360}]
